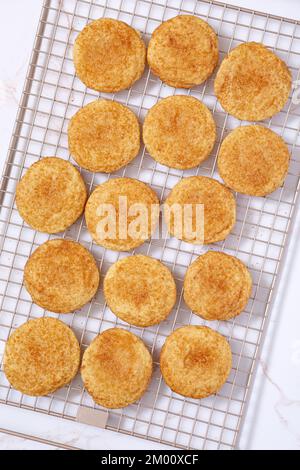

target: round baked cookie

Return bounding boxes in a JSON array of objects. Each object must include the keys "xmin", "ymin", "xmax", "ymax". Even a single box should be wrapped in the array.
[
  {"xmin": 16, "ymin": 157, "xmax": 87, "ymax": 233},
  {"xmin": 68, "ymin": 100, "xmax": 140, "ymax": 173},
  {"xmin": 214, "ymin": 42, "xmax": 291, "ymax": 121},
  {"xmin": 74, "ymin": 18, "xmax": 146, "ymax": 92},
  {"xmin": 24, "ymin": 239, "xmax": 99, "ymax": 313},
  {"xmin": 147, "ymin": 15, "xmax": 218, "ymax": 88},
  {"xmin": 85, "ymin": 177, "xmax": 160, "ymax": 251},
  {"xmin": 81, "ymin": 328, "xmax": 152, "ymax": 408},
  {"xmin": 143, "ymin": 95, "xmax": 216, "ymax": 169},
  {"xmin": 104, "ymin": 255, "xmax": 176, "ymax": 327},
  {"xmin": 164, "ymin": 176, "xmax": 236, "ymax": 244},
  {"xmin": 160, "ymin": 325, "xmax": 232, "ymax": 399},
  {"xmin": 4, "ymin": 318, "xmax": 80, "ymax": 396},
  {"xmin": 218, "ymin": 125, "xmax": 290, "ymax": 196},
  {"xmin": 184, "ymin": 251, "xmax": 252, "ymax": 320}
]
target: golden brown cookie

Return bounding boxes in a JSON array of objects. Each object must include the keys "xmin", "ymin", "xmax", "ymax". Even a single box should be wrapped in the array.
[
  {"xmin": 68, "ymin": 100, "xmax": 140, "ymax": 173},
  {"xmin": 164, "ymin": 176, "xmax": 236, "ymax": 244},
  {"xmin": 24, "ymin": 239, "xmax": 99, "ymax": 313},
  {"xmin": 214, "ymin": 42, "xmax": 291, "ymax": 121},
  {"xmin": 104, "ymin": 255, "xmax": 176, "ymax": 327},
  {"xmin": 4, "ymin": 318, "xmax": 80, "ymax": 396},
  {"xmin": 81, "ymin": 328, "xmax": 152, "ymax": 408},
  {"xmin": 143, "ymin": 95, "xmax": 216, "ymax": 169},
  {"xmin": 147, "ymin": 15, "xmax": 218, "ymax": 88},
  {"xmin": 74, "ymin": 18, "xmax": 146, "ymax": 92},
  {"xmin": 184, "ymin": 251, "xmax": 252, "ymax": 320},
  {"xmin": 160, "ymin": 325, "xmax": 232, "ymax": 399},
  {"xmin": 85, "ymin": 177, "xmax": 159, "ymax": 251},
  {"xmin": 218, "ymin": 125, "xmax": 290, "ymax": 196},
  {"xmin": 16, "ymin": 157, "xmax": 87, "ymax": 234}
]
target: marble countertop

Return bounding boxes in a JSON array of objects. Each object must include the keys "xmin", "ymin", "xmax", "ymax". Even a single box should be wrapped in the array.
[{"xmin": 0, "ymin": 0, "xmax": 300, "ymax": 450}]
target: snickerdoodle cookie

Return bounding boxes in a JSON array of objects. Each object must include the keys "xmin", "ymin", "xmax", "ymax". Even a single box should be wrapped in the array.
[
  {"xmin": 74, "ymin": 18, "xmax": 146, "ymax": 92},
  {"xmin": 16, "ymin": 157, "xmax": 87, "ymax": 233},
  {"xmin": 164, "ymin": 176, "xmax": 236, "ymax": 244},
  {"xmin": 148, "ymin": 15, "xmax": 218, "ymax": 88},
  {"xmin": 104, "ymin": 255, "xmax": 176, "ymax": 327},
  {"xmin": 85, "ymin": 177, "xmax": 159, "ymax": 251},
  {"xmin": 218, "ymin": 125, "xmax": 290, "ymax": 196},
  {"xmin": 81, "ymin": 328, "xmax": 152, "ymax": 408},
  {"xmin": 68, "ymin": 100, "xmax": 140, "ymax": 173},
  {"xmin": 184, "ymin": 251, "xmax": 252, "ymax": 320},
  {"xmin": 24, "ymin": 239, "xmax": 99, "ymax": 313},
  {"xmin": 214, "ymin": 42, "xmax": 291, "ymax": 121},
  {"xmin": 160, "ymin": 325, "xmax": 232, "ymax": 399},
  {"xmin": 4, "ymin": 318, "xmax": 80, "ymax": 396},
  {"xmin": 143, "ymin": 95, "xmax": 216, "ymax": 169}
]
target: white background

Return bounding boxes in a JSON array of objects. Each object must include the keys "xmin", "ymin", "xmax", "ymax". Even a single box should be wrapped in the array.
[{"xmin": 0, "ymin": 0, "xmax": 300, "ymax": 450}]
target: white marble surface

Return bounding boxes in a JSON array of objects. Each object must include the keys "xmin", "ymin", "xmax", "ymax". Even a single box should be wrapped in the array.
[{"xmin": 0, "ymin": 0, "xmax": 300, "ymax": 450}]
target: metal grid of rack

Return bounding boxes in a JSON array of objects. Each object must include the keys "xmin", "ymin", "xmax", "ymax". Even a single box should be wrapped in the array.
[{"xmin": 1, "ymin": 0, "xmax": 300, "ymax": 450}]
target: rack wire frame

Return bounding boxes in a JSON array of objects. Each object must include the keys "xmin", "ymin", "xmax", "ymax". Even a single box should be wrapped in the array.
[{"xmin": 0, "ymin": 0, "xmax": 300, "ymax": 451}]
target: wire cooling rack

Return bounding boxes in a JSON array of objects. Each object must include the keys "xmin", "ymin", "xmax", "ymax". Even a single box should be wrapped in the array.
[{"xmin": 1, "ymin": 0, "xmax": 300, "ymax": 451}]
